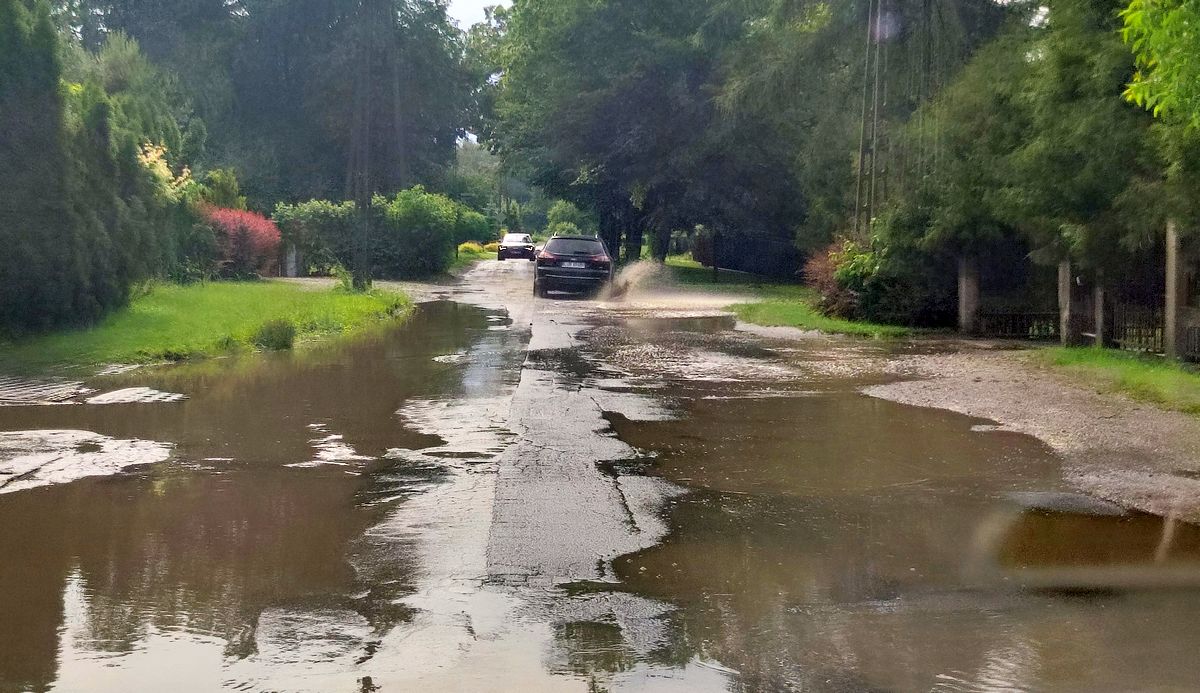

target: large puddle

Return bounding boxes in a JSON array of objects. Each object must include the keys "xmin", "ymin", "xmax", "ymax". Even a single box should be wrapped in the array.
[
  {"xmin": 3, "ymin": 281, "xmax": 1200, "ymax": 691},
  {"xmin": 579, "ymin": 316, "xmax": 1200, "ymax": 691},
  {"xmin": 0, "ymin": 301, "xmax": 524, "ymax": 692}
]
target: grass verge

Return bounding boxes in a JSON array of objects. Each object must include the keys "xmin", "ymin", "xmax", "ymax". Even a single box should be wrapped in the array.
[
  {"xmin": 663, "ymin": 255, "xmax": 910, "ymax": 338},
  {"xmin": 1036, "ymin": 347, "xmax": 1200, "ymax": 415},
  {"xmin": 729, "ymin": 300, "xmax": 911, "ymax": 338},
  {"xmin": 0, "ymin": 280, "xmax": 412, "ymax": 374},
  {"xmin": 450, "ymin": 248, "xmax": 497, "ymax": 272}
]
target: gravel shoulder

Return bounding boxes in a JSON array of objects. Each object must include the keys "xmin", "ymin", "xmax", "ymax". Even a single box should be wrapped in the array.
[{"xmin": 864, "ymin": 344, "xmax": 1200, "ymax": 521}]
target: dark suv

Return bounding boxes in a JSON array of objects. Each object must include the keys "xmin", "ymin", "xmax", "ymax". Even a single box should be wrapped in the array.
[{"xmin": 533, "ymin": 235, "xmax": 614, "ymax": 297}]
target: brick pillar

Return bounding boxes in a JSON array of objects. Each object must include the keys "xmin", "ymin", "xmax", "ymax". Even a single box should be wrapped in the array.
[
  {"xmin": 958, "ymin": 256, "xmax": 980, "ymax": 334},
  {"xmin": 285, "ymin": 244, "xmax": 299, "ymax": 278},
  {"xmin": 1165, "ymin": 219, "xmax": 1186, "ymax": 360},
  {"xmin": 1058, "ymin": 259, "xmax": 1081, "ymax": 346}
]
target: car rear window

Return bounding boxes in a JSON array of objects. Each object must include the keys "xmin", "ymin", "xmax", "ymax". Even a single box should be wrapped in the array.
[
  {"xmin": 502, "ymin": 234, "xmax": 531, "ymax": 244},
  {"xmin": 545, "ymin": 238, "xmax": 605, "ymax": 256}
]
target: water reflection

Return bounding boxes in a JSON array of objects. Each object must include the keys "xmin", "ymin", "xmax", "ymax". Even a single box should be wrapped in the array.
[
  {"xmin": 598, "ymin": 388, "xmax": 1200, "ymax": 691},
  {"xmin": 0, "ymin": 301, "xmax": 503, "ymax": 692},
  {"xmin": 573, "ymin": 318, "xmax": 1200, "ymax": 692}
]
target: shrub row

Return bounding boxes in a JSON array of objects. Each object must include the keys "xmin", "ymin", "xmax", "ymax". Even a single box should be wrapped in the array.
[{"xmin": 274, "ymin": 186, "xmax": 489, "ymax": 279}]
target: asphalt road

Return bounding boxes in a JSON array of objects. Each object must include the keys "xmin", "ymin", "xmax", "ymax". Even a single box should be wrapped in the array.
[{"xmin": 5, "ymin": 260, "xmax": 1200, "ymax": 692}]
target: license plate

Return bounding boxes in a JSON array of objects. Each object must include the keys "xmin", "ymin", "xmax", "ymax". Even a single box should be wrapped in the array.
[{"xmin": 562, "ymin": 261, "xmax": 586, "ymax": 269}]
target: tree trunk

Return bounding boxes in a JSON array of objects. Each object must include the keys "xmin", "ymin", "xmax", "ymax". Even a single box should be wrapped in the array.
[
  {"xmin": 1165, "ymin": 218, "xmax": 1186, "ymax": 359},
  {"xmin": 1058, "ymin": 259, "xmax": 1079, "ymax": 346},
  {"xmin": 651, "ymin": 227, "xmax": 670, "ymax": 262},
  {"xmin": 623, "ymin": 224, "xmax": 643, "ymax": 263},
  {"xmin": 391, "ymin": 48, "xmax": 411, "ymax": 190},
  {"xmin": 1092, "ymin": 272, "xmax": 1106, "ymax": 348},
  {"xmin": 712, "ymin": 230, "xmax": 721, "ymax": 283},
  {"xmin": 599, "ymin": 212, "xmax": 621, "ymax": 260}
]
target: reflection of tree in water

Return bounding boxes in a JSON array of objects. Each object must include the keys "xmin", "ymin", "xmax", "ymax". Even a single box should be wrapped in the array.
[
  {"xmin": 569, "ymin": 483, "xmax": 1200, "ymax": 691},
  {"xmin": 551, "ymin": 620, "xmax": 636, "ymax": 682},
  {"xmin": 0, "ymin": 303, "xmax": 507, "ymax": 690},
  {"xmin": 0, "ymin": 464, "xmax": 420, "ymax": 691},
  {"xmin": 569, "ymin": 384, "xmax": 1077, "ymax": 690}
]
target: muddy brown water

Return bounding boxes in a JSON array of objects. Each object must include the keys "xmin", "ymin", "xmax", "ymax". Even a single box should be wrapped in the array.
[{"xmin": 3, "ymin": 279, "xmax": 1200, "ymax": 692}]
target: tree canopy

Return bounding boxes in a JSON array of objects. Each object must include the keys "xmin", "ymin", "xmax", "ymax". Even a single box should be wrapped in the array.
[
  {"xmin": 1123, "ymin": 0, "xmax": 1200, "ymax": 126},
  {"xmin": 5, "ymin": 0, "xmax": 1200, "ymax": 332}
]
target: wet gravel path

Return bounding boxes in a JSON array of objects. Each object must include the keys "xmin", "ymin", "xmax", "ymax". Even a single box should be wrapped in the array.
[{"xmin": 862, "ymin": 348, "xmax": 1200, "ymax": 520}]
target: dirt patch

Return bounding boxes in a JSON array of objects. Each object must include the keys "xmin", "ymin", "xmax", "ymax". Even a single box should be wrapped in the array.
[{"xmin": 862, "ymin": 346, "xmax": 1200, "ymax": 520}]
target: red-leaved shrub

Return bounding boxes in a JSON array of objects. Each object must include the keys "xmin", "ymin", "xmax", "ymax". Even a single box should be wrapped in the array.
[
  {"xmin": 804, "ymin": 242, "xmax": 858, "ymax": 318},
  {"xmin": 203, "ymin": 207, "xmax": 281, "ymax": 278}
]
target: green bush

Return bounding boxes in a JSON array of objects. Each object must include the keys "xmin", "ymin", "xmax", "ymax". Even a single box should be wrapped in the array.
[
  {"xmin": 273, "ymin": 199, "xmax": 357, "ymax": 275},
  {"xmin": 546, "ymin": 200, "xmax": 594, "ymax": 234},
  {"xmin": 274, "ymin": 187, "xmax": 489, "ymax": 280},
  {"xmin": 547, "ymin": 221, "xmax": 583, "ymax": 237},
  {"xmin": 373, "ymin": 186, "xmax": 458, "ymax": 277},
  {"xmin": 811, "ymin": 226, "xmax": 955, "ymax": 328},
  {"xmin": 483, "ymin": 241, "xmax": 500, "ymax": 253},
  {"xmin": 169, "ymin": 222, "xmax": 219, "ymax": 283},
  {"xmin": 252, "ymin": 318, "xmax": 296, "ymax": 351},
  {"xmin": 454, "ymin": 208, "xmax": 491, "ymax": 247}
]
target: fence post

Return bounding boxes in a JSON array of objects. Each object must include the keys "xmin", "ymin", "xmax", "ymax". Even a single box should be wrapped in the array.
[
  {"xmin": 1093, "ymin": 279, "xmax": 1106, "ymax": 348},
  {"xmin": 1166, "ymin": 219, "xmax": 1185, "ymax": 360},
  {"xmin": 957, "ymin": 256, "xmax": 980, "ymax": 334}
]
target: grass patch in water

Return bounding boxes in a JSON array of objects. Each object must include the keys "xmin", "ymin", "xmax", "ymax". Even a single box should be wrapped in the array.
[
  {"xmin": 1037, "ymin": 347, "xmax": 1200, "ymax": 415},
  {"xmin": 663, "ymin": 255, "xmax": 909, "ymax": 338},
  {"xmin": 0, "ymin": 280, "xmax": 412, "ymax": 373},
  {"xmin": 729, "ymin": 299, "xmax": 910, "ymax": 338}
]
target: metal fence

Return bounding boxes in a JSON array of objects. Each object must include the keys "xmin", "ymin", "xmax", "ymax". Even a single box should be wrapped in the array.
[
  {"xmin": 1110, "ymin": 301, "xmax": 1165, "ymax": 354},
  {"xmin": 1185, "ymin": 326, "xmax": 1200, "ymax": 361},
  {"xmin": 978, "ymin": 312, "xmax": 1060, "ymax": 341}
]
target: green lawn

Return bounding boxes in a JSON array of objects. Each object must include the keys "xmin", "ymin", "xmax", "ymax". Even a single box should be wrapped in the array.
[
  {"xmin": 663, "ymin": 255, "xmax": 910, "ymax": 338},
  {"xmin": 0, "ymin": 281, "xmax": 412, "ymax": 374},
  {"xmin": 1036, "ymin": 347, "xmax": 1200, "ymax": 415}
]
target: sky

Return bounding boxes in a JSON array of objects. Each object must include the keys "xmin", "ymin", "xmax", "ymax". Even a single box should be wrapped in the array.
[{"xmin": 447, "ymin": 0, "xmax": 510, "ymax": 28}]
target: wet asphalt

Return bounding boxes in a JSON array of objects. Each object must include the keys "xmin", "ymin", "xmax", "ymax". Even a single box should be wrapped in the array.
[{"xmin": 3, "ymin": 260, "xmax": 1200, "ymax": 692}]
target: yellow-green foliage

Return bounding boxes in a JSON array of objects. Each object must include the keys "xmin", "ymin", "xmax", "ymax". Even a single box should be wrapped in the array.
[
  {"xmin": 483, "ymin": 242, "xmax": 501, "ymax": 253},
  {"xmin": 0, "ymin": 281, "xmax": 411, "ymax": 373},
  {"xmin": 458, "ymin": 241, "xmax": 485, "ymax": 254}
]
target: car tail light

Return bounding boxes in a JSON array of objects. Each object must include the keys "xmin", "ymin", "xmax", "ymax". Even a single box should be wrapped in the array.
[{"xmin": 538, "ymin": 251, "xmax": 558, "ymax": 261}]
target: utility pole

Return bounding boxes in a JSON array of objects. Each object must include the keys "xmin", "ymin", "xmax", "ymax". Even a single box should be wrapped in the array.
[
  {"xmin": 853, "ymin": 0, "xmax": 876, "ymax": 237},
  {"xmin": 348, "ymin": 0, "xmax": 389, "ymax": 291}
]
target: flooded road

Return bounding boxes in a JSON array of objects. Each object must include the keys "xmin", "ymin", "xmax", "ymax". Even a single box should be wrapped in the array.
[{"xmin": 3, "ymin": 261, "xmax": 1200, "ymax": 691}]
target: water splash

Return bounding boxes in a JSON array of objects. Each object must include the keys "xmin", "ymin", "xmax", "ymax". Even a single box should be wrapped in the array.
[{"xmin": 603, "ymin": 261, "xmax": 672, "ymax": 301}]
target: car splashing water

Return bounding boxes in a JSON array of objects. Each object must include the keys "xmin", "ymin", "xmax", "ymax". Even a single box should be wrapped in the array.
[
  {"xmin": 597, "ymin": 261, "xmax": 754, "ymax": 319},
  {"xmin": 602, "ymin": 261, "xmax": 671, "ymax": 301}
]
